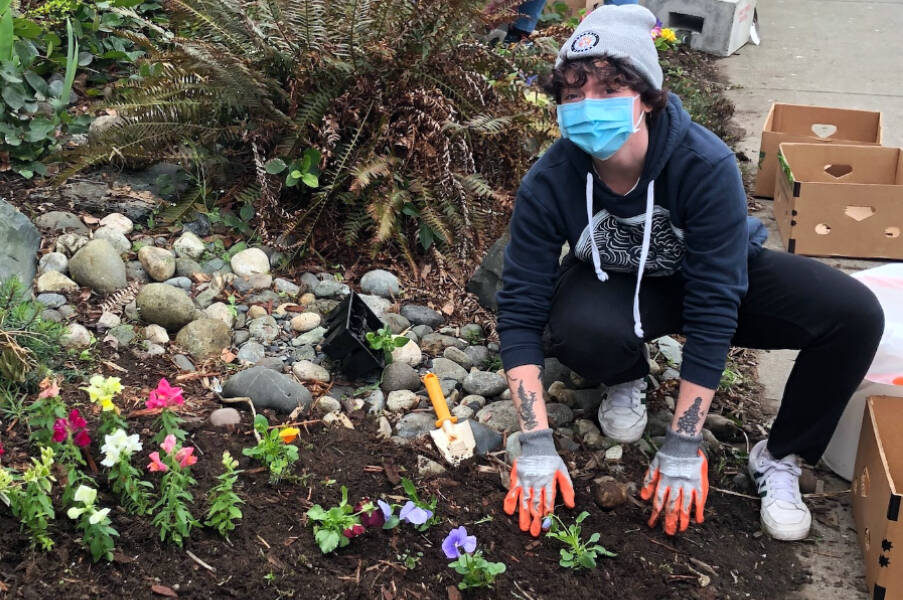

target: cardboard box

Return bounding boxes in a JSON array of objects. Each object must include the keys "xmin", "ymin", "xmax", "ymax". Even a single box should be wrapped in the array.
[
  {"xmin": 755, "ymin": 103, "xmax": 883, "ymax": 198},
  {"xmin": 852, "ymin": 396, "xmax": 903, "ymax": 600},
  {"xmin": 642, "ymin": 0, "xmax": 756, "ymax": 57},
  {"xmin": 773, "ymin": 143, "xmax": 903, "ymax": 260}
]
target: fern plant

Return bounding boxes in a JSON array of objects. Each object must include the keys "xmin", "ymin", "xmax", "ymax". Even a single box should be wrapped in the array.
[
  {"xmin": 59, "ymin": 0, "xmax": 557, "ymax": 262},
  {"xmin": 0, "ymin": 276, "xmax": 66, "ymax": 386}
]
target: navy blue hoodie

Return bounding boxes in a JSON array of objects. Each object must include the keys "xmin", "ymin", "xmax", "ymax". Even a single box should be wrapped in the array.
[{"xmin": 497, "ymin": 93, "xmax": 767, "ymax": 389}]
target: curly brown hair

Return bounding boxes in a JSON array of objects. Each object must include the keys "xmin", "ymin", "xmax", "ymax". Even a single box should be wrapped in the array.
[{"xmin": 543, "ymin": 55, "xmax": 669, "ymax": 114}]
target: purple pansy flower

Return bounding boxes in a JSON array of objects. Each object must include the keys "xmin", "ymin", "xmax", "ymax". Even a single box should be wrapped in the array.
[
  {"xmin": 378, "ymin": 499, "xmax": 393, "ymax": 521},
  {"xmin": 442, "ymin": 526, "xmax": 477, "ymax": 559},
  {"xmin": 399, "ymin": 501, "xmax": 433, "ymax": 525}
]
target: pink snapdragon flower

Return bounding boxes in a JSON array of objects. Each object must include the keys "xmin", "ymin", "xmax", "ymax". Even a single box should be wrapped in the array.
[
  {"xmin": 147, "ymin": 378, "xmax": 184, "ymax": 410},
  {"xmin": 175, "ymin": 446, "xmax": 197, "ymax": 468},
  {"xmin": 161, "ymin": 434, "xmax": 177, "ymax": 454},
  {"xmin": 147, "ymin": 451, "xmax": 168, "ymax": 472}
]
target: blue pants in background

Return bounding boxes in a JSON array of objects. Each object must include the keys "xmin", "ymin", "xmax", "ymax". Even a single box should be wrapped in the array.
[{"xmin": 513, "ymin": 0, "xmax": 639, "ymax": 34}]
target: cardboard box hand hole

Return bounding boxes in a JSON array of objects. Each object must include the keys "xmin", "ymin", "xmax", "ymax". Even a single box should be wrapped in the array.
[
  {"xmin": 812, "ymin": 123, "xmax": 838, "ymax": 139},
  {"xmin": 815, "ymin": 223, "xmax": 832, "ymax": 235},
  {"xmin": 825, "ymin": 163, "xmax": 853, "ymax": 178},
  {"xmin": 846, "ymin": 206, "xmax": 877, "ymax": 222},
  {"xmin": 887, "ymin": 228, "xmax": 900, "ymax": 239}
]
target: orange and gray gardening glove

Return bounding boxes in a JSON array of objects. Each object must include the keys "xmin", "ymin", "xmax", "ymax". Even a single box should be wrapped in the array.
[
  {"xmin": 640, "ymin": 429, "xmax": 709, "ymax": 536},
  {"xmin": 504, "ymin": 429, "xmax": 576, "ymax": 537}
]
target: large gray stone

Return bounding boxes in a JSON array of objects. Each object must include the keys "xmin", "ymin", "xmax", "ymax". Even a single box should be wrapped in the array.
[
  {"xmin": 546, "ymin": 403, "xmax": 575, "ymax": 427},
  {"xmin": 34, "ymin": 210, "xmax": 89, "ymax": 234},
  {"xmin": 92, "ymin": 226, "xmax": 130, "ymax": 254},
  {"xmin": 176, "ymin": 318, "xmax": 231, "ymax": 359},
  {"xmin": 248, "ymin": 316, "xmax": 279, "ymax": 343},
  {"xmin": 382, "ymin": 313, "xmax": 410, "ymax": 334},
  {"xmin": 420, "ymin": 332, "xmax": 466, "ymax": 355},
  {"xmin": 360, "ymin": 269, "xmax": 401, "ymax": 298},
  {"xmin": 138, "ymin": 246, "xmax": 176, "ymax": 282},
  {"xmin": 137, "ymin": 283, "xmax": 195, "ymax": 330},
  {"xmin": 400, "ymin": 304, "xmax": 444, "ymax": 328},
  {"xmin": 475, "ymin": 400, "xmax": 520, "ymax": 434},
  {"xmin": 237, "ymin": 341, "xmax": 265, "ymax": 364},
  {"xmin": 463, "ymin": 345, "xmax": 492, "ymax": 369},
  {"xmin": 468, "ymin": 420, "xmax": 503, "ymax": 456},
  {"xmin": 463, "ymin": 370, "xmax": 507, "ymax": 397},
  {"xmin": 443, "ymin": 346, "xmax": 473, "ymax": 370},
  {"xmin": 381, "ymin": 362, "xmax": 421, "ymax": 393},
  {"xmin": 36, "ymin": 271, "xmax": 78, "ymax": 293},
  {"xmin": 395, "ymin": 412, "xmax": 436, "ymax": 439},
  {"xmin": 38, "ymin": 252, "xmax": 68, "ymax": 275},
  {"xmin": 68, "ymin": 239, "xmax": 127, "ymax": 293},
  {"xmin": 0, "ymin": 200, "xmax": 41, "ymax": 286},
  {"xmin": 465, "ymin": 231, "xmax": 508, "ymax": 311},
  {"xmin": 431, "ymin": 357, "xmax": 468, "ymax": 383},
  {"xmin": 221, "ymin": 366, "xmax": 312, "ymax": 414}
]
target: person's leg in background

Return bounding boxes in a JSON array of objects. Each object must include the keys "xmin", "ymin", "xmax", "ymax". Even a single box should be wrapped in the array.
[{"xmin": 506, "ymin": 0, "xmax": 547, "ymax": 42}]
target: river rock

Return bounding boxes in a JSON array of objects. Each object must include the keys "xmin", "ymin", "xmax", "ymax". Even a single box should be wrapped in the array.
[
  {"xmin": 463, "ymin": 371, "xmax": 506, "ymax": 397},
  {"xmin": 505, "ymin": 431, "xmax": 522, "ymax": 463},
  {"xmin": 593, "ymin": 479, "xmax": 628, "ymax": 510},
  {"xmin": 237, "ymin": 341, "xmax": 265, "ymax": 364},
  {"xmin": 138, "ymin": 246, "xmax": 176, "ymax": 281},
  {"xmin": 431, "ymin": 357, "xmax": 468, "ymax": 383},
  {"xmin": 290, "ymin": 313, "xmax": 321, "ymax": 332},
  {"xmin": 97, "ymin": 311, "xmax": 121, "ymax": 329},
  {"xmin": 210, "ymin": 407, "xmax": 241, "ymax": 428},
  {"xmin": 420, "ymin": 333, "xmax": 466, "ymax": 355},
  {"xmin": 463, "ymin": 346, "xmax": 491, "ymax": 369},
  {"xmin": 68, "ymin": 239, "xmax": 127, "ymax": 293},
  {"xmin": 314, "ymin": 396, "xmax": 342, "ymax": 416},
  {"xmin": 469, "ymin": 420, "xmax": 502, "ymax": 456},
  {"xmin": 175, "ymin": 319, "xmax": 231, "ymax": 358},
  {"xmin": 34, "ymin": 210, "xmax": 88, "ymax": 234},
  {"xmin": 655, "ymin": 335, "xmax": 683, "ymax": 367},
  {"xmin": 360, "ymin": 269, "xmax": 401, "ymax": 298},
  {"xmin": 144, "ymin": 324, "xmax": 169, "ymax": 344},
  {"xmin": 36, "ymin": 293, "xmax": 67, "ymax": 308},
  {"xmin": 443, "ymin": 346, "xmax": 473, "ymax": 370},
  {"xmin": 400, "ymin": 304, "xmax": 443, "ymax": 328},
  {"xmin": 546, "ymin": 403, "xmax": 575, "ymax": 427},
  {"xmin": 61, "ymin": 323, "xmax": 92, "ymax": 348},
  {"xmin": 387, "ymin": 390, "xmax": 419, "ymax": 412},
  {"xmin": 452, "ymin": 404, "xmax": 474, "ymax": 420},
  {"xmin": 205, "ymin": 302, "xmax": 236, "ymax": 329},
  {"xmin": 475, "ymin": 401, "xmax": 519, "ymax": 434},
  {"xmin": 92, "ymin": 226, "xmax": 130, "ymax": 254},
  {"xmin": 248, "ymin": 316, "xmax": 279, "ymax": 343},
  {"xmin": 126, "ymin": 260, "xmax": 148, "ymax": 283},
  {"xmin": 312, "ymin": 279, "xmax": 347, "ymax": 299},
  {"xmin": 274, "ymin": 277, "xmax": 300, "ymax": 297},
  {"xmin": 390, "ymin": 338, "xmax": 422, "ymax": 368},
  {"xmin": 98, "ymin": 213, "xmax": 133, "ymax": 235},
  {"xmin": 173, "ymin": 231, "xmax": 206, "ymax": 259},
  {"xmin": 705, "ymin": 413, "xmax": 737, "ymax": 441},
  {"xmin": 395, "ymin": 412, "xmax": 436, "ymax": 439},
  {"xmin": 292, "ymin": 326, "xmax": 326, "ymax": 346},
  {"xmin": 0, "ymin": 201, "xmax": 40, "ymax": 286},
  {"xmin": 382, "ymin": 313, "xmax": 410, "ymax": 334},
  {"xmin": 460, "ymin": 323, "xmax": 484, "ymax": 342},
  {"xmin": 55, "ymin": 233, "xmax": 88, "ymax": 256},
  {"xmin": 417, "ymin": 455, "xmax": 446, "ymax": 477},
  {"xmin": 221, "ymin": 366, "xmax": 312, "ymax": 414},
  {"xmin": 359, "ymin": 294, "xmax": 391, "ymax": 319},
  {"xmin": 175, "ymin": 257, "xmax": 203, "ymax": 277},
  {"xmin": 292, "ymin": 360, "xmax": 330, "ymax": 383},
  {"xmin": 381, "ymin": 362, "xmax": 421, "ymax": 393},
  {"xmin": 38, "ymin": 252, "xmax": 68, "ymax": 275},
  {"xmin": 137, "ymin": 283, "xmax": 195, "ymax": 330},
  {"xmin": 230, "ymin": 248, "xmax": 269, "ymax": 277},
  {"xmin": 548, "ymin": 381, "xmax": 576, "ymax": 407},
  {"xmin": 36, "ymin": 271, "xmax": 78, "ymax": 293}
]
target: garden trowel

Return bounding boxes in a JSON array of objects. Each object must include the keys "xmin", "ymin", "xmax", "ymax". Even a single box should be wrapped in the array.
[{"xmin": 423, "ymin": 373, "xmax": 475, "ymax": 466}]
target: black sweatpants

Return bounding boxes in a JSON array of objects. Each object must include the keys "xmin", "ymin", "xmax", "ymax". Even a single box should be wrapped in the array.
[{"xmin": 547, "ymin": 249, "xmax": 885, "ymax": 464}]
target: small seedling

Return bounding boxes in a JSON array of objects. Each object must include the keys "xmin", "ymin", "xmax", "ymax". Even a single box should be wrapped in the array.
[
  {"xmin": 306, "ymin": 486, "xmax": 362, "ymax": 554},
  {"xmin": 443, "ymin": 526, "xmax": 506, "ymax": 590},
  {"xmin": 241, "ymin": 415, "xmax": 299, "ymax": 484},
  {"xmin": 205, "ymin": 451, "xmax": 243, "ymax": 539},
  {"xmin": 364, "ymin": 326, "xmax": 408, "ymax": 364},
  {"xmin": 398, "ymin": 550, "xmax": 423, "ymax": 570},
  {"xmin": 545, "ymin": 511, "xmax": 616, "ymax": 570}
]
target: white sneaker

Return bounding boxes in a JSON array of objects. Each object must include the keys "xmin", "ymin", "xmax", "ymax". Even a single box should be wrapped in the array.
[
  {"xmin": 597, "ymin": 378, "xmax": 647, "ymax": 443},
  {"xmin": 748, "ymin": 440, "xmax": 812, "ymax": 541}
]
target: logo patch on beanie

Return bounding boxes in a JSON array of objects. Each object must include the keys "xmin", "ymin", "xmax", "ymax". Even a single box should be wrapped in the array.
[{"xmin": 571, "ymin": 32, "xmax": 600, "ymax": 53}]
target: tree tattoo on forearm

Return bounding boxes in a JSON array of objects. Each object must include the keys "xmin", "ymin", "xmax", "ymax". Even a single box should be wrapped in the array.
[
  {"xmin": 516, "ymin": 379, "xmax": 539, "ymax": 431},
  {"xmin": 675, "ymin": 396, "xmax": 703, "ymax": 435}
]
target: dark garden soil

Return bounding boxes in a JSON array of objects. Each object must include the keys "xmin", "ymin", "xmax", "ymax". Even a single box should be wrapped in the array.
[{"xmin": 0, "ymin": 343, "xmax": 803, "ymax": 600}]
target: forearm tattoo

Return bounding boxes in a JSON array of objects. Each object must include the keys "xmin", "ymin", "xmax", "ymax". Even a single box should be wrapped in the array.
[
  {"xmin": 517, "ymin": 379, "xmax": 539, "ymax": 430},
  {"xmin": 675, "ymin": 396, "xmax": 703, "ymax": 435}
]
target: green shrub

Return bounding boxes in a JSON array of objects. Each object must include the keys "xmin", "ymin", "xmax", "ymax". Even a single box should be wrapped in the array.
[
  {"xmin": 59, "ymin": 0, "xmax": 557, "ymax": 261},
  {"xmin": 0, "ymin": 276, "xmax": 67, "ymax": 385}
]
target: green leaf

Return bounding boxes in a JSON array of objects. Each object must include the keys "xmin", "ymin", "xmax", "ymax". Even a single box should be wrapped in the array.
[
  {"xmin": 0, "ymin": 8, "xmax": 14, "ymax": 63},
  {"xmin": 301, "ymin": 172, "xmax": 319, "ymax": 188},
  {"xmin": 290, "ymin": 170, "xmax": 302, "ymax": 179},
  {"xmin": 588, "ymin": 532, "xmax": 600, "ymax": 544},
  {"xmin": 400, "ymin": 477, "xmax": 418, "ymax": 501},
  {"xmin": 2, "ymin": 84, "xmax": 26, "ymax": 110},
  {"xmin": 578, "ymin": 553, "xmax": 596, "ymax": 569},
  {"xmin": 315, "ymin": 529, "xmax": 340, "ymax": 554},
  {"xmin": 560, "ymin": 549, "xmax": 573, "ymax": 561},
  {"xmin": 24, "ymin": 70, "xmax": 48, "ymax": 96},
  {"xmin": 306, "ymin": 505, "xmax": 327, "ymax": 521},
  {"xmin": 576, "ymin": 511, "xmax": 589, "ymax": 524},
  {"xmin": 239, "ymin": 202, "xmax": 254, "ymax": 222},
  {"xmin": 265, "ymin": 158, "xmax": 287, "ymax": 174}
]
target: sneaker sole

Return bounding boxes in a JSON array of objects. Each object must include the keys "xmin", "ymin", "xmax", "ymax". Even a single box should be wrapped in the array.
[
  {"xmin": 760, "ymin": 513, "xmax": 811, "ymax": 541},
  {"xmin": 599, "ymin": 415, "xmax": 647, "ymax": 444}
]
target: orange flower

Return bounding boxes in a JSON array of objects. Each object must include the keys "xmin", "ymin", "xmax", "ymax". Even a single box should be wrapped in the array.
[
  {"xmin": 279, "ymin": 427, "xmax": 300, "ymax": 444},
  {"xmin": 38, "ymin": 377, "xmax": 60, "ymax": 399}
]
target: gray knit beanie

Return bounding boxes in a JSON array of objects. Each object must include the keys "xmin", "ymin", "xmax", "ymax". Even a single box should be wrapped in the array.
[{"xmin": 556, "ymin": 4, "xmax": 663, "ymax": 91}]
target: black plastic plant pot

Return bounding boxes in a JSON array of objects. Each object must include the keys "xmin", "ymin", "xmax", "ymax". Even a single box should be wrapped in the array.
[{"xmin": 322, "ymin": 291, "xmax": 385, "ymax": 379}]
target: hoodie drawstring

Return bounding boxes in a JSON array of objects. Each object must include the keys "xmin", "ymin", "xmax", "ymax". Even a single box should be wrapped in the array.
[{"xmin": 585, "ymin": 173, "xmax": 655, "ymax": 339}]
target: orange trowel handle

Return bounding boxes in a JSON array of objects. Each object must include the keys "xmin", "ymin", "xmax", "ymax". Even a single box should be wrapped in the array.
[{"xmin": 423, "ymin": 373, "xmax": 457, "ymax": 429}]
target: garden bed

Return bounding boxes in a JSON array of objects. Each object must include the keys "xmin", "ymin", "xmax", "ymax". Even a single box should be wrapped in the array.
[{"xmin": 0, "ymin": 347, "xmax": 801, "ymax": 600}]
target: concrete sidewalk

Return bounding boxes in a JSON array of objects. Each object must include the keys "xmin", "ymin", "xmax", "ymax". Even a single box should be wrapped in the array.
[{"xmin": 718, "ymin": 2, "xmax": 903, "ymax": 599}]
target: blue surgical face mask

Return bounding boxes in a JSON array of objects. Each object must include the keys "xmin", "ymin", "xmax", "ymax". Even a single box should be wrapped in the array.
[{"xmin": 556, "ymin": 96, "xmax": 644, "ymax": 160}]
